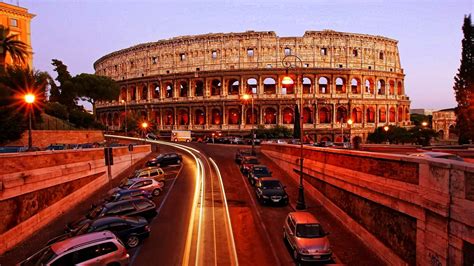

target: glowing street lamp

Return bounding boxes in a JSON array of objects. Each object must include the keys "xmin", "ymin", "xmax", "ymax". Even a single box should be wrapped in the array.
[
  {"xmin": 347, "ymin": 119, "xmax": 353, "ymax": 147},
  {"xmin": 421, "ymin": 121, "xmax": 428, "ymax": 127},
  {"xmin": 242, "ymin": 93, "xmax": 256, "ymax": 155},
  {"xmin": 384, "ymin": 125, "xmax": 390, "ymax": 144},
  {"xmin": 24, "ymin": 93, "xmax": 35, "ymax": 151}
]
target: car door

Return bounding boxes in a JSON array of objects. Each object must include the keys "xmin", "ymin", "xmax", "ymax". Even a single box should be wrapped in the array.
[
  {"xmin": 285, "ymin": 216, "xmax": 297, "ymax": 248},
  {"xmin": 130, "ymin": 181, "xmax": 145, "ymax": 189},
  {"xmin": 134, "ymin": 200, "xmax": 155, "ymax": 219},
  {"xmin": 141, "ymin": 180, "xmax": 153, "ymax": 190},
  {"xmin": 107, "ymin": 222, "xmax": 132, "ymax": 239}
]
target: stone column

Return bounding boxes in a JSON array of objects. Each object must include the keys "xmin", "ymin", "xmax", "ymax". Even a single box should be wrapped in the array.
[
  {"xmin": 189, "ymin": 107, "xmax": 193, "ymax": 128},
  {"xmin": 173, "ymin": 107, "xmax": 177, "ymax": 130},
  {"xmin": 375, "ymin": 104, "xmax": 379, "ymax": 128},
  {"xmin": 332, "ymin": 103, "xmax": 336, "ymax": 126}
]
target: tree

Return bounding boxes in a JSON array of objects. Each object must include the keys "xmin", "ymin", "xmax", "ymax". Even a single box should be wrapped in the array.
[
  {"xmin": 0, "ymin": 25, "xmax": 29, "ymax": 68},
  {"xmin": 453, "ymin": 15, "xmax": 474, "ymax": 144},
  {"xmin": 73, "ymin": 73, "xmax": 119, "ymax": 113},
  {"xmin": 0, "ymin": 66, "xmax": 49, "ymax": 143},
  {"xmin": 50, "ymin": 59, "xmax": 77, "ymax": 109}
]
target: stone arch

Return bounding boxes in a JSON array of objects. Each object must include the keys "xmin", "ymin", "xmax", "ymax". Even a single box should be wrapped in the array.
[
  {"xmin": 389, "ymin": 80, "xmax": 395, "ymax": 95},
  {"xmin": 336, "ymin": 106, "xmax": 347, "ymax": 123},
  {"xmin": 319, "ymin": 107, "xmax": 331, "ymax": 123},
  {"xmin": 303, "ymin": 107, "xmax": 313, "ymax": 123},
  {"xmin": 195, "ymin": 80, "xmax": 204, "ymax": 96},
  {"xmin": 377, "ymin": 79, "xmax": 386, "ymax": 95},
  {"xmin": 379, "ymin": 107, "xmax": 387, "ymax": 123},
  {"xmin": 107, "ymin": 113, "xmax": 113, "ymax": 126},
  {"xmin": 282, "ymin": 77, "xmax": 294, "ymax": 94},
  {"xmin": 352, "ymin": 107, "xmax": 362, "ymax": 123},
  {"xmin": 228, "ymin": 79, "xmax": 239, "ymax": 95},
  {"xmin": 389, "ymin": 107, "xmax": 396, "ymax": 122},
  {"xmin": 246, "ymin": 78, "xmax": 258, "ymax": 94},
  {"xmin": 141, "ymin": 85, "xmax": 148, "ymax": 100},
  {"xmin": 405, "ymin": 107, "xmax": 410, "ymax": 122},
  {"xmin": 351, "ymin": 78, "xmax": 361, "ymax": 94},
  {"xmin": 320, "ymin": 136, "xmax": 332, "ymax": 142},
  {"xmin": 194, "ymin": 109, "xmax": 206, "ymax": 125},
  {"xmin": 129, "ymin": 86, "xmax": 136, "ymax": 101},
  {"xmin": 398, "ymin": 106, "xmax": 404, "ymax": 122},
  {"xmin": 113, "ymin": 113, "xmax": 120, "ymax": 126},
  {"xmin": 179, "ymin": 81, "xmax": 188, "ymax": 97},
  {"xmin": 282, "ymin": 107, "xmax": 294, "ymax": 124},
  {"xmin": 448, "ymin": 125, "xmax": 457, "ymax": 139},
  {"xmin": 397, "ymin": 81, "xmax": 403, "ymax": 95},
  {"xmin": 151, "ymin": 83, "xmax": 160, "ymax": 99},
  {"xmin": 211, "ymin": 79, "xmax": 221, "ymax": 96},
  {"xmin": 335, "ymin": 77, "xmax": 346, "ymax": 93},
  {"xmin": 139, "ymin": 110, "xmax": 147, "ymax": 120},
  {"xmin": 151, "ymin": 110, "xmax": 160, "ymax": 125},
  {"xmin": 365, "ymin": 79, "xmax": 374, "ymax": 94},
  {"xmin": 178, "ymin": 108, "xmax": 189, "ymax": 125},
  {"xmin": 263, "ymin": 77, "xmax": 276, "ymax": 94},
  {"xmin": 263, "ymin": 107, "xmax": 277, "ymax": 124},
  {"xmin": 211, "ymin": 108, "xmax": 222, "ymax": 125},
  {"xmin": 318, "ymin": 77, "xmax": 329, "ymax": 94},
  {"xmin": 438, "ymin": 130, "xmax": 445, "ymax": 139},
  {"xmin": 163, "ymin": 109, "xmax": 174, "ymax": 125},
  {"xmin": 228, "ymin": 108, "xmax": 240, "ymax": 125},
  {"xmin": 246, "ymin": 107, "xmax": 258, "ymax": 124},
  {"xmin": 366, "ymin": 107, "xmax": 375, "ymax": 123},
  {"xmin": 303, "ymin": 77, "xmax": 312, "ymax": 94},
  {"xmin": 165, "ymin": 82, "xmax": 173, "ymax": 98},
  {"xmin": 120, "ymin": 87, "xmax": 127, "ymax": 101}
]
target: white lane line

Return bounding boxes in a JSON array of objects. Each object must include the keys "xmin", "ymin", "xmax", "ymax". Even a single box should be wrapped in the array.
[
  {"xmin": 195, "ymin": 158, "xmax": 205, "ymax": 266},
  {"xmin": 209, "ymin": 158, "xmax": 239, "ymax": 266},
  {"xmin": 209, "ymin": 159, "xmax": 218, "ymax": 265}
]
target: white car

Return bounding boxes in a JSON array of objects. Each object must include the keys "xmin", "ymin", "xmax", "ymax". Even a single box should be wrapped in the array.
[{"xmin": 409, "ymin": 152, "xmax": 463, "ymax": 161}]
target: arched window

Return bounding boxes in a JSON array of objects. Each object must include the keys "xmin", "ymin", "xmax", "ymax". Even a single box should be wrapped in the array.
[
  {"xmin": 152, "ymin": 83, "xmax": 160, "ymax": 99},
  {"xmin": 264, "ymin": 107, "xmax": 277, "ymax": 124},
  {"xmin": 263, "ymin": 77, "xmax": 276, "ymax": 94},
  {"xmin": 165, "ymin": 83, "xmax": 173, "ymax": 98},
  {"xmin": 379, "ymin": 108, "xmax": 387, "ymax": 123},
  {"xmin": 130, "ymin": 86, "xmax": 136, "ymax": 101},
  {"xmin": 228, "ymin": 108, "xmax": 240, "ymax": 124},
  {"xmin": 120, "ymin": 87, "xmax": 127, "ymax": 101},
  {"xmin": 303, "ymin": 107, "xmax": 313, "ymax": 123},
  {"xmin": 164, "ymin": 109, "xmax": 174, "ymax": 125},
  {"xmin": 366, "ymin": 107, "xmax": 375, "ymax": 123},
  {"xmin": 398, "ymin": 107, "xmax": 404, "ymax": 122},
  {"xmin": 318, "ymin": 77, "xmax": 329, "ymax": 94},
  {"xmin": 397, "ymin": 81, "xmax": 403, "ymax": 95},
  {"xmin": 139, "ymin": 110, "xmax": 147, "ymax": 120},
  {"xmin": 365, "ymin": 79, "xmax": 373, "ymax": 94},
  {"xmin": 195, "ymin": 80, "xmax": 204, "ymax": 96},
  {"xmin": 211, "ymin": 79, "xmax": 221, "ymax": 96},
  {"xmin": 319, "ymin": 107, "xmax": 331, "ymax": 123},
  {"xmin": 351, "ymin": 78, "xmax": 360, "ymax": 94},
  {"xmin": 152, "ymin": 110, "xmax": 160, "ymax": 125},
  {"xmin": 113, "ymin": 113, "xmax": 119, "ymax": 126},
  {"xmin": 282, "ymin": 77, "xmax": 294, "ymax": 94},
  {"xmin": 405, "ymin": 107, "xmax": 410, "ymax": 122},
  {"xmin": 282, "ymin": 107, "xmax": 294, "ymax": 124},
  {"xmin": 194, "ymin": 109, "xmax": 206, "ymax": 125},
  {"xmin": 389, "ymin": 80, "xmax": 395, "ymax": 95},
  {"xmin": 141, "ymin": 86, "xmax": 147, "ymax": 100},
  {"xmin": 179, "ymin": 81, "xmax": 188, "ymax": 97},
  {"xmin": 246, "ymin": 78, "xmax": 257, "ymax": 94},
  {"xmin": 389, "ymin": 107, "xmax": 396, "ymax": 122},
  {"xmin": 352, "ymin": 108, "xmax": 362, "ymax": 123},
  {"xmin": 377, "ymin": 80, "xmax": 386, "ymax": 95},
  {"xmin": 246, "ymin": 108, "xmax": 258, "ymax": 124},
  {"xmin": 178, "ymin": 109, "xmax": 189, "ymax": 125},
  {"xmin": 211, "ymin": 108, "xmax": 222, "ymax": 125},
  {"xmin": 228, "ymin": 79, "xmax": 239, "ymax": 95},
  {"xmin": 336, "ymin": 106, "xmax": 347, "ymax": 123},
  {"xmin": 335, "ymin": 77, "xmax": 346, "ymax": 93},
  {"xmin": 107, "ymin": 113, "xmax": 113, "ymax": 126},
  {"xmin": 303, "ymin": 77, "xmax": 312, "ymax": 94}
]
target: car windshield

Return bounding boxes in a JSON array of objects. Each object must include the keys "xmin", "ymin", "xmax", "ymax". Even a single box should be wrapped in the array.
[
  {"xmin": 247, "ymin": 159, "xmax": 259, "ymax": 164},
  {"xmin": 156, "ymin": 154, "xmax": 164, "ymax": 160},
  {"xmin": 119, "ymin": 179, "xmax": 134, "ymax": 188},
  {"xmin": 21, "ymin": 246, "xmax": 57, "ymax": 266},
  {"xmin": 261, "ymin": 180, "xmax": 282, "ymax": 189},
  {"xmin": 75, "ymin": 222, "xmax": 91, "ymax": 235},
  {"xmin": 88, "ymin": 206, "xmax": 104, "ymax": 219},
  {"xmin": 296, "ymin": 223, "xmax": 325, "ymax": 238},
  {"xmin": 253, "ymin": 167, "xmax": 270, "ymax": 175}
]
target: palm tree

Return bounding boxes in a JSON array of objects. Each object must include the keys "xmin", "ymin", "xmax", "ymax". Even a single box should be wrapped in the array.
[{"xmin": 0, "ymin": 25, "xmax": 29, "ymax": 68}]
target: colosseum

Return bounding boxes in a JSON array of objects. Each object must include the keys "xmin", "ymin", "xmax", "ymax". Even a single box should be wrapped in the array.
[{"xmin": 94, "ymin": 30, "xmax": 411, "ymax": 142}]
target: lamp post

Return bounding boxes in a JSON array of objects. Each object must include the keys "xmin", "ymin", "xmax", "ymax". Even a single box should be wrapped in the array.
[
  {"xmin": 141, "ymin": 122, "xmax": 148, "ymax": 140},
  {"xmin": 121, "ymin": 99, "xmax": 128, "ymax": 136},
  {"xmin": 242, "ymin": 93, "xmax": 256, "ymax": 155},
  {"xmin": 24, "ymin": 93, "xmax": 35, "ymax": 151},
  {"xmin": 282, "ymin": 54, "xmax": 306, "ymax": 210},
  {"xmin": 384, "ymin": 125, "xmax": 390, "ymax": 144},
  {"xmin": 421, "ymin": 121, "xmax": 428, "ymax": 127},
  {"xmin": 347, "ymin": 119, "xmax": 353, "ymax": 148}
]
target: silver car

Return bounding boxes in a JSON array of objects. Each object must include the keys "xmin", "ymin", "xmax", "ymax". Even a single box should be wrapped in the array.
[
  {"xmin": 283, "ymin": 212, "xmax": 332, "ymax": 263},
  {"xmin": 111, "ymin": 177, "xmax": 164, "ymax": 197}
]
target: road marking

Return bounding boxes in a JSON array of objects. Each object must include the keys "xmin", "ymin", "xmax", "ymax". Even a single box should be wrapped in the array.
[{"xmin": 210, "ymin": 158, "xmax": 239, "ymax": 266}]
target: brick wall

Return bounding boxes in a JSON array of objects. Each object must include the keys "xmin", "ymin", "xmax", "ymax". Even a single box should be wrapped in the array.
[
  {"xmin": 0, "ymin": 145, "xmax": 151, "ymax": 254},
  {"xmin": 262, "ymin": 144, "xmax": 474, "ymax": 265},
  {"xmin": 7, "ymin": 130, "xmax": 104, "ymax": 148}
]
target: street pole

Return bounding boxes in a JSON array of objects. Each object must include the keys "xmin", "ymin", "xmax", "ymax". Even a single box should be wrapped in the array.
[
  {"xmin": 251, "ymin": 95, "xmax": 255, "ymax": 155},
  {"xmin": 124, "ymin": 101, "xmax": 128, "ymax": 136},
  {"xmin": 28, "ymin": 107, "xmax": 32, "ymax": 151}
]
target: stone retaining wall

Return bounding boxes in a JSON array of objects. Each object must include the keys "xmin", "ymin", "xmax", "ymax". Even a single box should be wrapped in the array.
[
  {"xmin": 7, "ymin": 130, "xmax": 104, "ymax": 148},
  {"xmin": 262, "ymin": 144, "xmax": 474, "ymax": 265},
  {"xmin": 0, "ymin": 145, "xmax": 151, "ymax": 254}
]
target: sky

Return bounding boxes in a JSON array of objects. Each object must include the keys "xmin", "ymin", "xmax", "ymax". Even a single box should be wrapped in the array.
[{"xmin": 14, "ymin": 0, "xmax": 474, "ymax": 110}]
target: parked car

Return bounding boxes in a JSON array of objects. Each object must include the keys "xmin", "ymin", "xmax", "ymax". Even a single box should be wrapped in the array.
[
  {"xmin": 0, "ymin": 146, "xmax": 28, "ymax": 153},
  {"xmin": 235, "ymin": 149, "xmax": 253, "ymax": 164},
  {"xmin": 283, "ymin": 212, "xmax": 332, "ymax": 263},
  {"xmin": 230, "ymin": 137, "xmax": 245, "ymax": 145},
  {"xmin": 146, "ymin": 132, "xmax": 158, "ymax": 140},
  {"xmin": 314, "ymin": 141, "xmax": 334, "ymax": 147},
  {"xmin": 240, "ymin": 156, "xmax": 260, "ymax": 175},
  {"xmin": 105, "ymin": 189, "xmax": 153, "ymax": 203},
  {"xmin": 248, "ymin": 165, "xmax": 272, "ymax": 185},
  {"xmin": 131, "ymin": 167, "xmax": 166, "ymax": 185},
  {"xmin": 67, "ymin": 198, "xmax": 157, "ymax": 231},
  {"xmin": 244, "ymin": 138, "xmax": 261, "ymax": 145},
  {"xmin": 111, "ymin": 178, "xmax": 163, "ymax": 197},
  {"xmin": 145, "ymin": 153, "xmax": 182, "ymax": 167},
  {"xmin": 255, "ymin": 178, "xmax": 288, "ymax": 205},
  {"xmin": 408, "ymin": 151, "xmax": 464, "ymax": 161},
  {"xmin": 275, "ymin": 139, "xmax": 287, "ymax": 144},
  {"xmin": 46, "ymin": 144, "xmax": 67, "ymax": 150},
  {"xmin": 48, "ymin": 216, "xmax": 150, "ymax": 248},
  {"xmin": 18, "ymin": 231, "xmax": 129, "ymax": 266}
]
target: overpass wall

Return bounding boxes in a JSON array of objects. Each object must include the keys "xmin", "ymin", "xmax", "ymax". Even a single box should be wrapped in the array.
[
  {"xmin": 261, "ymin": 144, "xmax": 474, "ymax": 266},
  {"xmin": 0, "ymin": 145, "xmax": 151, "ymax": 254},
  {"xmin": 7, "ymin": 130, "xmax": 104, "ymax": 148}
]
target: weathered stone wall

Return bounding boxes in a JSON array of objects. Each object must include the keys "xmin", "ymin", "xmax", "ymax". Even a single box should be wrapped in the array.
[
  {"xmin": 7, "ymin": 130, "xmax": 104, "ymax": 148},
  {"xmin": 0, "ymin": 145, "xmax": 151, "ymax": 254},
  {"xmin": 262, "ymin": 144, "xmax": 474, "ymax": 265}
]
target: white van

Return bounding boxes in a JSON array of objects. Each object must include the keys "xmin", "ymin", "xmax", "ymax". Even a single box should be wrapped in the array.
[{"xmin": 171, "ymin": 130, "xmax": 192, "ymax": 142}]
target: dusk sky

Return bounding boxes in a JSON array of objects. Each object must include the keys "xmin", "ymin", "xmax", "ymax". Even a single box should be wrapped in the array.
[{"xmin": 18, "ymin": 0, "xmax": 473, "ymax": 110}]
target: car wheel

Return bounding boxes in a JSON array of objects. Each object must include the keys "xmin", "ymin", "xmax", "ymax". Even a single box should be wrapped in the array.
[
  {"xmin": 126, "ymin": 235, "xmax": 140, "ymax": 248},
  {"xmin": 152, "ymin": 189, "xmax": 161, "ymax": 197}
]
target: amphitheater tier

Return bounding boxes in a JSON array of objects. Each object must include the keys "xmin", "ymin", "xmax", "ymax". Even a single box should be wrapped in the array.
[{"xmin": 95, "ymin": 30, "xmax": 410, "ymax": 142}]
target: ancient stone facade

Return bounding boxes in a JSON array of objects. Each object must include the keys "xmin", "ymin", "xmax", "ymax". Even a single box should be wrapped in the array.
[
  {"xmin": 94, "ymin": 30, "xmax": 411, "ymax": 142},
  {"xmin": 432, "ymin": 108, "xmax": 457, "ymax": 140}
]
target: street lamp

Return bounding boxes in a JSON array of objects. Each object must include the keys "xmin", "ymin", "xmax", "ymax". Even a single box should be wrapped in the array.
[
  {"xmin": 242, "ymin": 93, "xmax": 256, "ymax": 155},
  {"xmin": 282, "ymin": 54, "xmax": 306, "ymax": 210},
  {"xmin": 121, "ymin": 99, "xmax": 128, "ymax": 136},
  {"xmin": 141, "ymin": 122, "xmax": 148, "ymax": 139},
  {"xmin": 347, "ymin": 118, "xmax": 353, "ymax": 147},
  {"xmin": 421, "ymin": 121, "xmax": 428, "ymax": 127},
  {"xmin": 24, "ymin": 93, "xmax": 35, "ymax": 151},
  {"xmin": 383, "ymin": 125, "xmax": 390, "ymax": 144}
]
